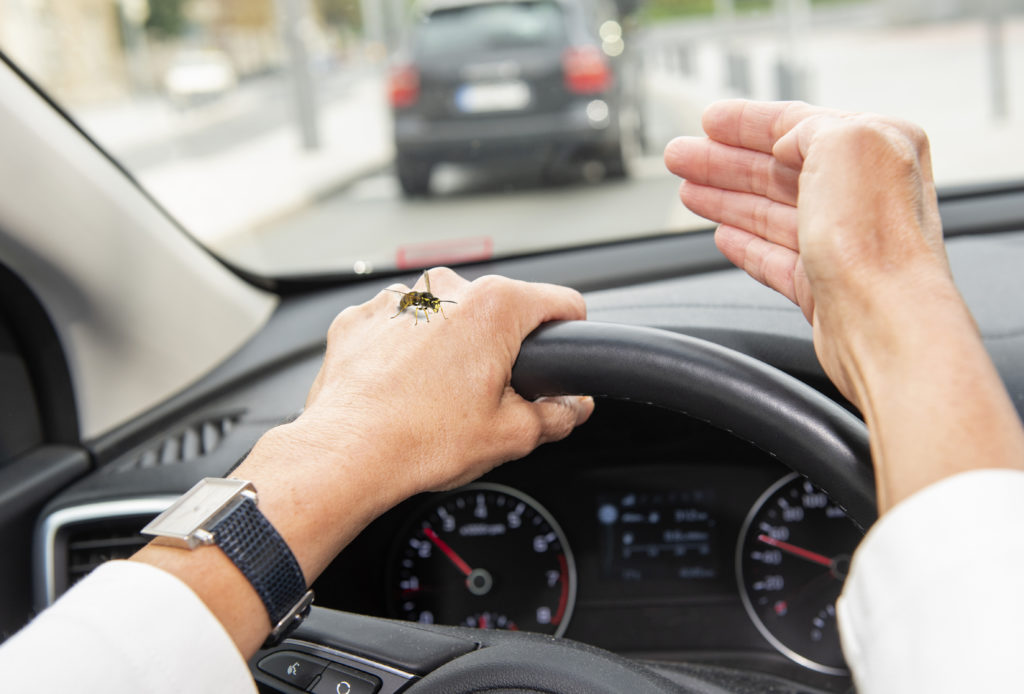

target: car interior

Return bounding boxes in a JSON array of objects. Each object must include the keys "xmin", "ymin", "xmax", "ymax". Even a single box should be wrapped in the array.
[{"xmin": 2, "ymin": 1, "xmax": 1024, "ymax": 692}]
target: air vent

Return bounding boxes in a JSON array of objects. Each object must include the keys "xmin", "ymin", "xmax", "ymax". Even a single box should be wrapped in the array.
[
  {"xmin": 38, "ymin": 497, "xmax": 177, "ymax": 607},
  {"xmin": 109, "ymin": 411, "xmax": 243, "ymax": 473},
  {"xmin": 65, "ymin": 520, "xmax": 150, "ymax": 588}
]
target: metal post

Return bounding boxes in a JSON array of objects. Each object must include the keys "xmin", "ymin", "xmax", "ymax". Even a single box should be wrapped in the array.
[
  {"xmin": 382, "ymin": 0, "xmax": 407, "ymax": 52},
  {"xmin": 987, "ymin": 0, "xmax": 1008, "ymax": 121},
  {"xmin": 359, "ymin": 0, "xmax": 386, "ymax": 48},
  {"xmin": 276, "ymin": 0, "xmax": 320, "ymax": 150},
  {"xmin": 775, "ymin": 0, "xmax": 810, "ymax": 101},
  {"xmin": 716, "ymin": 0, "xmax": 749, "ymax": 95}
]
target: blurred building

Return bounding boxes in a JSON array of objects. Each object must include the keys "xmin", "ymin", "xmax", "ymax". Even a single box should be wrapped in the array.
[
  {"xmin": 885, "ymin": 0, "xmax": 1024, "ymax": 22},
  {"xmin": 0, "ymin": 0, "xmax": 303, "ymax": 106},
  {"xmin": 0, "ymin": 0, "xmax": 128, "ymax": 103}
]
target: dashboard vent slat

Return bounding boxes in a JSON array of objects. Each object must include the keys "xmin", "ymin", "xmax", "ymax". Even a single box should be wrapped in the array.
[
  {"xmin": 109, "ymin": 411, "xmax": 243, "ymax": 473},
  {"xmin": 65, "ymin": 522, "xmax": 150, "ymax": 588}
]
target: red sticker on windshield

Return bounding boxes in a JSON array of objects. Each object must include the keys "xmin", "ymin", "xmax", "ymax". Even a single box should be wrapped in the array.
[{"xmin": 396, "ymin": 236, "xmax": 494, "ymax": 270}]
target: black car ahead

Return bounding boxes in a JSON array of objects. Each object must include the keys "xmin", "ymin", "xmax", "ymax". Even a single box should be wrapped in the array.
[{"xmin": 388, "ymin": 0, "xmax": 640, "ymax": 196}]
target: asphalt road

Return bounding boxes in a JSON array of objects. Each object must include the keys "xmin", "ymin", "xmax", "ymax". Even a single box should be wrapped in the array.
[{"xmin": 223, "ymin": 154, "xmax": 704, "ymax": 278}]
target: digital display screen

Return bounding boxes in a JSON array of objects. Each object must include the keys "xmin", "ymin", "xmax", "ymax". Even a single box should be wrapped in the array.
[{"xmin": 596, "ymin": 489, "xmax": 720, "ymax": 582}]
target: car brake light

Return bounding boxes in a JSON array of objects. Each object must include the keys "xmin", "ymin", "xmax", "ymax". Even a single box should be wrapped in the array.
[
  {"xmin": 562, "ymin": 46, "xmax": 612, "ymax": 95},
  {"xmin": 389, "ymin": 64, "xmax": 420, "ymax": 108}
]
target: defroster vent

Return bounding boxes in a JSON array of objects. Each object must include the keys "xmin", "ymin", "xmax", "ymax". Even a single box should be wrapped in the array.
[{"xmin": 108, "ymin": 411, "xmax": 243, "ymax": 473}]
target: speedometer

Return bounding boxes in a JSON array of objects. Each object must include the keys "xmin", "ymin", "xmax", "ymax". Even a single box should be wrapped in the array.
[
  {"xmin": 737, "ymin": 473, "xmax": 863, "ymax": 675},
  {"xmin": 388, "ymin": 483, "xmax": 576, "ymax": 636}
]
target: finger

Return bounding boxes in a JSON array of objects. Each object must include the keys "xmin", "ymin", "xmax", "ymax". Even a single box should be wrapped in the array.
[
  {"xmin": 665, "ymin": 136, "xmax": 799, "ymax": 205},
  {"xmin": 702, "ymin": 100, "xmax": 843, "ymax": 154},
  {"xmin": 771, "ymin": 113, "xmax": 847, "ymax": 171},
  {"xmin": 518, "ymin": 281, "xmax": 587, "ymax": 325},
  {"xmin": 531, "ymin": 395, "xmax": 595, "ymax": 445},
  {"xmin": 714, "ymin": 224, "xmax": 801, "ymax": 307},
  {"xmin": 772, "ymin": 113, "xmax": 934, "ymax": 184},
  {"xmin": 469, "ymin": 275, "xmax": 587, "ymax": 334},
  {"xmin": 501, "ymin": 394, "xmax": 595, "ymax": 458},
  {"xmin": 679, "ymin": 180, "xmax": 799, "ymax": 251}
]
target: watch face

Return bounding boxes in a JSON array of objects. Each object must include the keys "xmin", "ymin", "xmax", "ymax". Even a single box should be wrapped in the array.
[{"xmin": 142, "ymin": 478, "xmax": 253, "ymax": 546}]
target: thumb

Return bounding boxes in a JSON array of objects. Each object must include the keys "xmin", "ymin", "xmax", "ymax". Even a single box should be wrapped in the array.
[
  {"xmin": 772, "ymin": 114, "xmax": 842, "ymax": 170},
  {"xmin": 529, "ymin": 395, "xmax": 596, "ymax": 446}
]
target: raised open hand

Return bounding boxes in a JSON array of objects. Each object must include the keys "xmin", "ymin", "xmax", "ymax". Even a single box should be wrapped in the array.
[{"xmin": 665, "ymin": 100, "xmax": 950, "ymax": 403}]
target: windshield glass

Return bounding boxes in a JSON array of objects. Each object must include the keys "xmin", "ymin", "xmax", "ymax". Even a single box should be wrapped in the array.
[{"xmin": 2, "ymin": 0, "xmax": 1021, "ymax": 278}]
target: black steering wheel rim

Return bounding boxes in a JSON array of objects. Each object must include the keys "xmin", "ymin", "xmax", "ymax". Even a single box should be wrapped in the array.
[{"xmin": 511, "ymin": 320, "xmax": 876, "ymax": 528}]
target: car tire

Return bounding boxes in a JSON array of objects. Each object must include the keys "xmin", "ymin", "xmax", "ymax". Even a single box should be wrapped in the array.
[{"xmin": 396, "ymin": 158, "xmax": 433, "ymax": 197}]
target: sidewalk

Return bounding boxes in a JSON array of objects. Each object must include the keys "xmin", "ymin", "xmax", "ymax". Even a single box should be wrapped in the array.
[
  {"xmin": 128, "ymin": 70, "xmax": 394, "ymax": 249},
  {"xmin": 641, "ymin": 14, "xmax": 1024, "ymax": 188}
]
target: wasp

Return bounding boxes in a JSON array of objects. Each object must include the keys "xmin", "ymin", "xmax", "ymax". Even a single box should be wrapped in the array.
[{"xmin": 386, "ymin": 271, "xmax": 457, "ymax": 325}]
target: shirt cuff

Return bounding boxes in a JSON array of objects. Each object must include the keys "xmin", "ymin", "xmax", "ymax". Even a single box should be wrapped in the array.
[
  {"xmin": 837, "ymin": 468, "xmax": 1024, "ymax": 693},
  {"xmin": 0, "ymin": 559, "xmax": 256, "ymax": 694}
]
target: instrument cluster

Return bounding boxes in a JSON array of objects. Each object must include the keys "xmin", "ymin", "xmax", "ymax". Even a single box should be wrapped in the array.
[{"xmin": 314, "ymin": 402, "xmax": 861, "ymax": 685}]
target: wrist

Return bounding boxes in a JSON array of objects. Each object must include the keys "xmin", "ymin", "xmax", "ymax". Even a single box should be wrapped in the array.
[
  {"xmin": 231, "ymin": 418, "xmax": 412, "ymax": 579},
  {"xmin": 817, "ymin": 266, "xmax": 968, "ymax": 406},
  {"xmin": 824, "ymin": 276, "xmax": 1024, "ymax": 511}
]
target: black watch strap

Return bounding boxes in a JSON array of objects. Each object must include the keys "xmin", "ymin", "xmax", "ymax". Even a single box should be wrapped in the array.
[{"xmin": 210, "ymin": 496, "xmax": 313, "ymax": 646}]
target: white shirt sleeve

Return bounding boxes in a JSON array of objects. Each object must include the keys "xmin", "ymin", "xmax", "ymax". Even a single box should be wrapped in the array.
[
  {"xmin": 837, "ymin": 468, "xmax": 1024, "ymax": 693},
  {"xmin": 0, "ymin": 559, "xmax": 256, "ymax": 694}
]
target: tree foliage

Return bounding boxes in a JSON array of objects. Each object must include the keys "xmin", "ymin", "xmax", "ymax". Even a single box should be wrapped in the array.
[
  {"xmin": 145, "ymin": 0, "xmax": 189, "ymax": 38},
  {"xmin": 316, "ymin": 0, "xmax": 362, "ymax": 27}
]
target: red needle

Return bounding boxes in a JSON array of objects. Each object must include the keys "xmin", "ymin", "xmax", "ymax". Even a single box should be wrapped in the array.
[
  {"xmin": 423, "ymin": 526, "xmax": 472, "ymax": 577},
  {"xmin": 757, "ymin": 533, "xmax": 832, "ymax": 568}
]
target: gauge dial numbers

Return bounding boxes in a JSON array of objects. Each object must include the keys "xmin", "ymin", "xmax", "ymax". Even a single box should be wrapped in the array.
[
  {"xmin": 389, "ymin": 483, "xmax": 577, "ymax": 637},
  {"xmin": 737, "ymin": 473, "xmax": 863, "ymax": 675}
]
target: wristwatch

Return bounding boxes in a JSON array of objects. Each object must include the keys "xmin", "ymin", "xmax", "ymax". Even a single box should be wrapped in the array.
[{"xmin": 142, "ymin": 477, "xmax": 314, "ymax": 647}]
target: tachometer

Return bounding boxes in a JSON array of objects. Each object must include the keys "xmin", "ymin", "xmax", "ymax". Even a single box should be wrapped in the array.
[
  {"xmin": 388, "ymin": 483, "xmax": 576, "ymax": 636},
  {"xmin": 737, "ymin": 473, "xmax": 863, "ymax": 675}
]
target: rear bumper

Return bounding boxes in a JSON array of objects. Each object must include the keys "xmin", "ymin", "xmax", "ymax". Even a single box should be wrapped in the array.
[{"xmin": 393, "ymin": 100, "xmax": 620, "ymax": 164}]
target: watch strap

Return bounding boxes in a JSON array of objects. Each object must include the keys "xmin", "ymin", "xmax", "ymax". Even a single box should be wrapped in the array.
[{"xmin": 210, "ymin": 495, "xmax": 312, "ymax": 644}]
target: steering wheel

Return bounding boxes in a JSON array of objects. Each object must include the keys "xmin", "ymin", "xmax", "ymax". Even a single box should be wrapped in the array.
[{"xmin": 252, "ymin": 321, "xmax": 875, "ymax": 694}]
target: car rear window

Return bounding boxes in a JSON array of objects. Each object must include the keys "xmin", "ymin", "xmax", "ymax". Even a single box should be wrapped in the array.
[{"xmin": 416, "ymin": 1, "xmax": 567, "ymax": 56}]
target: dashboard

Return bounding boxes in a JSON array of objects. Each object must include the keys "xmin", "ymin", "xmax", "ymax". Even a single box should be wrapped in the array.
[{"xmin": 15, "ymin": 222, "xmax": 1024, "ymax": 694}]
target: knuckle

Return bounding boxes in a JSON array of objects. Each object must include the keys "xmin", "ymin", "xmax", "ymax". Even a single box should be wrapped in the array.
[
  {"xmin": 900, "ymin": 121, "xmax": 928, "ymax": 147},
  {"xmin": 328, "ymin": 305, "xmax": 359, "ymax": 334},
  {"xmin": 473, "ymin": 274, "xmax": 509, "ymax": 292},
  {"xmin": 546, "ymin": 406, "xmax": 576, "ymax": 442},
  {"xmin": 823, "ymin": 119, "xmax": 921, "ymax": 170},
  {"xmin": 426, "ymin": 266, "xmax": 458, "ymax": 282},
  {"xmin": 752, "ymin": 156, "xmax": 774, "ymax": 196},
  {"xmin": 753, "ymin": 197, "xmax": 772, "ymax": 236},
  {"xmin": 470, "ymin": 275, "xmax": 515, "ymax": 309}
]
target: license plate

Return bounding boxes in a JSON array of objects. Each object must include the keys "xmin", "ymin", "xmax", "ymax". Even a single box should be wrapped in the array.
[{"xmin": 455, "ymin": 81, "xmax": 531, "ymax": 113}]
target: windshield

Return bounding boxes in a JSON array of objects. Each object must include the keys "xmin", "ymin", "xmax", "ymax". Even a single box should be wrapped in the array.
[{"xmin": 1, "ymin": 0, "xmax": 1021, "ymax": 278}]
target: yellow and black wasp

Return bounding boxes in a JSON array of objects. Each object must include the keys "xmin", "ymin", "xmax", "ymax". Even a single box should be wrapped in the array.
[{"xmin": 386, "ymin": 271, "xmax": 457, "ymax": 325}]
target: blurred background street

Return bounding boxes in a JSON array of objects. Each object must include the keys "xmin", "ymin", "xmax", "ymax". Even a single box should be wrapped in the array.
[{"xmin": 3, "ymin": 0, "xmax": 1023, "ymax": 276}]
